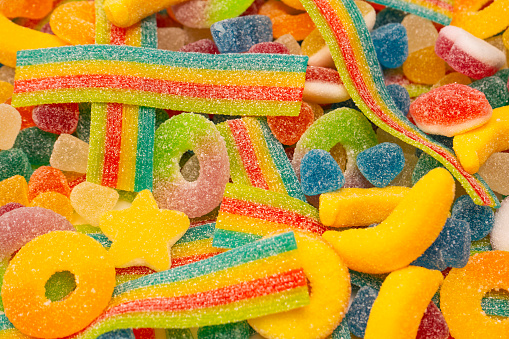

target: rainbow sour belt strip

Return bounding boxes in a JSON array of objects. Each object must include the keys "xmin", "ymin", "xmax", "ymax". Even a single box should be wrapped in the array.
[
  {"xmin": 218, "ymin": 117, "xmax": 306, "ymax": 202},
  {"xmin": 85, "ymin": 0, "xmax": 157, "ymax": 192},
  {"xmin": 66, "ymin": 232, "xmax": 308, "ymax": 338},
  {"xmin": 366, "ymin": 0, "xmax": 453, "ymax": 25},
  {"xmin": 213, "ymin": 183, "xmax": 326, "ymax": 249},
  {"xmin": 299, "ymin": 0, "xmax": 499, "ymax": 207}
]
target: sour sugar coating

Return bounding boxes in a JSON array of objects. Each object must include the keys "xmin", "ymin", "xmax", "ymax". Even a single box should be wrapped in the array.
[
  {"xmin": 32, "ymin": 103, "xmax": 80, "ymax": 135},
  {"xmin": 302, "ymin": 66, "xmax": 350, "ymax": 105},
  {"xmin": 300, "ymin": 149, "xmax": 345, "ymax": 196},
  {"xmin": 469, "ymin": 76, "xmax": 509, "ymax": 109},
  {"xmin": 153, "ymin": 113, "xmax": 229, "ymax": 218},
  {"xmin": 490, "ymin": 196, "xmax": 509, "ymax": 251},
  {"xmin": 70, "ymin": 181, "xmax": 119, "ymax": 227},
  {"xmin": 0, "ymin": 0, "xmax": 53, "ymax": 19},
  {"xmin": 435, "ymin": 25, "xmax": 506, "ymax": 79},
  {"xmin": 441, "ymin": 251, "xmax": 509, "ymax": 338},
  {"xmin": 248, "ymin": 231, "xmax": 351, "ymax": 339},
  {"xmin": 29, "ymin": 191, "xmax": 74, "ymax": 222},
  {"xmin": 0, "ymin": 104, "xmax": 21, "ymax": 150},
  {"xmin": 49, "ymin": 1, "xmax": 96, "ymax": 45},
  {"xmin": 0, "ymin": 149, "xmax": 31, "ymax": 183},
  {"xmin": 267, "ymin": 101, "xmax": 315, "ymax": 146},
  {"xmin": 371, "ymin": 23, "xmax": 408, "ymax": 69},
  {"xmin": 1, "ymin": 231, "xmax": 116, "ymax": 338},
  {"xmin": 417, "ymin": 302, "xmax": 450, "ymax": 339},
  {"xmin": 258, "ymin": 0, "xmax": 315, "ymax": 41},
  {"xmin": 0, "ymin": 202, "xmax": 23, "ymax": 217},
  {"xmin": 451, "ymin": 0, "xmax": 509, "ymax": 39},
  {"xmin": 13, "ymin": 127, "xmax": 58, "ymax": 166},
  {"xmin": 356, "ymin": 142, "xmax": 406, "ymax": 188},
  {"xmin": 210, "ymin": 15, "xmax": 272, "ymax": 53},
  {"xmin": 409, "ymin": 83, "xmax": 492, "ymax": 137},
  {"xmin": 323, "ymin": 168, "xmax": 454, "ymax": 274},
  {"xmin": 27, "ymin": 166, "xmax": 70, "ymax": 201},
  {"xmin": 0, "ymin": 175, "xmax": 29, "ymax": 207},
  {"xmin": 451, "ymin": 194, "xmax": 494, "ymax": 241},
  {"xmin": 385, "ymin": 84, "xmax": 410, "ymax": 116},
  {"xmin": 346, "ymin": 286, "xmax": 378, "ymax": 338},
  {"xmin": 50, "ymin": 134, "xmax": 90, "ymax": 174}
]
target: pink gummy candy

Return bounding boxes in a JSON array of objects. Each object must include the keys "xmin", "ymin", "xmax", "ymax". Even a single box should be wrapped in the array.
[
  {"xmin": 303, "ymin": 66, "xmax": 350, "ymax": 104},
  {"xmin": 0, "ymin": 207, "xmax": 75, "ymax": 260},
  {"xmin": 248, "ymin": 42, "xmax": 290, "ymax": 54},
  {"xmin": 409, "ymin": 83, "xmax": 492, "ymax": 137},
  {"xmin": 417, "ymin": 302, "xmax": 450, "ymax": 339},
  {"xmin": 178, "ymin": 39, "xmax": 220, "ymax": 54},
  {"xmin": 435, "ymin": 26, "xmax": 506, "ymax": 80},
  {"xmin": 32, "ymin": 103, "xmax": 80, "ymax": 134}
]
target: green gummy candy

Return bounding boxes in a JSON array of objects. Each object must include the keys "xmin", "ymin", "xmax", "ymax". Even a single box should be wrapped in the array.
[
  {"xmin": 0, "ymin": 148, "xmax": 32, "ymax": 182},
  {"xmin": 14, "ymin": 127, "xmax": 58, "ymax": 166}
]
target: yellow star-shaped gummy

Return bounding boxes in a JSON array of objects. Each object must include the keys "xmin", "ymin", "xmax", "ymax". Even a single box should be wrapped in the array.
[{"xmin": 99, "ymin": 190, "xmax": 190, "ymax": 272}]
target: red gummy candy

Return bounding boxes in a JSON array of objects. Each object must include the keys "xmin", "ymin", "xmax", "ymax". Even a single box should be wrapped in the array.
[
  {"xmin": 267, "ymin": 101, "xmax": 314, "ymax": 145},
  {"xmin": 178, "ymin": 39, "xmax": 220, "ymax": 54},
  {"xmin": 409, "ymin": 83, "xmax": 492, "ymax": 137},
  {"xmin": 28, "ymin": 166, "xmax": 71, "ymax": 201},
  {"xmin": 32, "ymin": 103, "xmax": 80, "ymax": 134},
  {"xmin": 417, "ymin": 302, "xmax": 450, "ymax": 339},
  {"xmin": 248, "ymin": 42, "xmax": 290, "ymax": 54}
]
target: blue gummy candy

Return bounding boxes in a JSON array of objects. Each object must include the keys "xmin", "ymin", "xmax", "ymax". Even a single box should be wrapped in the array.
[
  {"xmin": 211, "ymin": 15, "xmax": 273, "ymax": 54},
  {"xmin": 373, "ymin": 8, "xmax": 406, "ymax": 29},
  {"xmin": 346, "ymin": 286, "xmax": 379, "ymax": 338},
  {"xmin": 386, "ymin": 84, "xmax": 411, "ymax": 116},
  {"xmin": 357, "ymin": 142, "xmax": 405, "ymax": 187},
  {"xmin": 451, "ymin": 195, "xmax": 495, "ymax": 241},
  {"xmin": 331, "ymin": 317, "xmax": 351, "ymax": 339},
  {"xmin": 412, "ymin": 218, "xmax": 471, "ymax": 270},
  {"xmin": 197, "ymin": 321, "xmax": 250, "ymax": 339},
  {"xmin": 371, "ymin": 23, "xmax": 408, "ymax": 69},
  {"xmin": 97, "ymin": 329, "xmax": 134, "ymax": 339},
  {"xmin": 300, "ymin": 149, "xmax": 344, "ymax": 196}
]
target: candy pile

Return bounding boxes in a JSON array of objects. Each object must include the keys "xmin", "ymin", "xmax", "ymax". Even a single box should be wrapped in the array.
[{"xmin": 0, "ymin": 0, "xmax": 509, "ymax": 338}]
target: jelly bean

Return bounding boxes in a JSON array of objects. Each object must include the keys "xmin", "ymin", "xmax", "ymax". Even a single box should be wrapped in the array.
[
  {"xmin": 210, "ymin": 15, "xmax": 272, "ymax": 53},
  {"xmin": 453, "ymin": 105, "xmax": 509, "ymax": 174},
  {"xmin": 323, "ymin": 168, "xmax": 454, "ymax": 273},
  {"xmin": 401, "ymin": 15, "xmax": 438, "ymax": 54},
  {"xmin": 0, "ymin": 175, "xmax": 29, "ymax": 207},
  {"xmin": 100, "ymin": 190, "xmax": 190, "ymax": 271},
  {"xmin": 0, "ymin": 104, "xmax": 21, "ymax": 150},
  {"xmin": 371, "ymin": 23, "xmax": 409, "ymax": 69},
  {"xmin": 28, "ymin": 166, "xmax": 70, "ymax": 201},
  {"xmin": 153, "ymin": 113, "xmax": 230, "ymax": 218},
  {"xmin": 386, "ymin": 84, "xmax": 410, "ymax": 116},
  {"xmin": 346, "ymin": 286, "xmax": 379, "ymax": 338},
  {"xmin": 300, "ymin": 149, "xmax": 344, "ymax": 196},
  {"xmin": 303, "ymin": 66, "xmax": 350, "ymax": 104},
  {"xmin": 435, "ymin": 26, "xmax": 506, "ymax": 79},
  {"xmin": 248, "ymin": 232, "xmax": 351, "ymax": 339},
  {"xmin": 50, "ymin": 134, "xmax": 89, "ymax": 174},
  {"xmin": 1, "ymin": 231, "xmax": 115, "ymax": 338},
  {"xmin": 469, "ymin": 76, "xmax": 509, "ymax": 109},
  {"xmin": 13, "ymin": 126, "xmax": 58, "ymax": 165},
  {"xmin": 158, "ymin": 27, "xmax": 190, "ymax": 51},
  {"xmin": 0, "ymin": 148, "xmax": 31, "ymax": 182},
  {"xmin": 267, "ymin": 101, "xmax": 314, "ymax": 145},
  {"xmin": 319, "ymin": 186, "xmax": 410, "ymax": 227},
  {"xmin": 0, "ymin": 0, "xmax": 53, "ymax": 20},
  {"xmin": 49, "ymin": 1, "xmax": 96, "ymax": 45},
  {"xmin": 364, "ymin": 266, "xmax": 444, "ymax": 339},
  {"xmin": 451, "ymin": 195, "xmax": 494, "ymax": 241},
  {"xmin": 248, "ymin": 42, "xmax": 290, "ymax": 54},
  {"xmin": 178, "ymin": 39, "xmax": 220, "ymax": 54},
  {"xmin": 410, "ymin": 83, "xmax": 492, "ymax": 137},
  {"xmin": 258, "ymin": 0, "xmax": 315, "ymax": 41},
  {"xmin": 32, "ymin": 103, "xmax": 80, "ymax": 135},
  {"xmin": 403, "ymin": 45, "xmax": 446, "ymax": 85},
  {"xmin": 29, "ymin": 191, "xmax": 74, "ymax": 222},
  {"xmin": 357, "ymin": 142, "xmax": 406, "ymax": 188}
]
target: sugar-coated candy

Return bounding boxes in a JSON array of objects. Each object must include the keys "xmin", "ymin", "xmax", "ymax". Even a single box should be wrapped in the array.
[
  {"xmin": 0, "ymin": 148, "xmax": 31, "ymax": 182},
  {"xmin": 412, "ymin": 218, "xmax": 471, "ymax": 270},
  {"xmin": 409, "ymin": 83, "xmax": 492, "ymax": 137},
  {"xmin": 27, "ymin": 166, "xmax": 70, "ymax": 201},
  {"xmin": 68, "ymin": 232, "xmax": 310, "ymax": 336},
  {"xmin": 248, "ymin": 232, "xmax": 350, "ymax": 339},
  {"xmin": 403, "ymin": 46, "xmax": 446, "ymax": 84},
  {"xmin": 491, "ymin": 196, "xmax": 509, "ymax": 251},
  {"xmin": 401, "ymin": 15, "xmax": 438, "ymax": 54},
  {"xmin": 0, "ymin": 0, "xmax": 53, "ymax": 19},
  {"xmin": 441, "ymin": 251, "xmax": 509, "ymax": 338},
  {"xmin": 357, "ymin": 142, "xmax": 405, "ymax": 187},
  {"xmin": 451, "ymin": 0, "xmax": 509, "ymax": 39},
  {"xmin": 197, "ymin": 321, "xmax": 250, "ymax": 339},
  {"xmin": 29, "ymin": 191, "xmax": 74, "ymax": 222},
  {"xmin": 436, "ymin": 26, "xmax": 506, "ymax": 80},
  {"xmin": 32, "ymin": 103, "xmax": 80, "ymax": 135},
  {"xmin": 158, "ymin": 27, "xmax": 190, "ymax": 51},
  {"xmin": 0, "ymin": 13, "xmax": 66, "ymax": 68},
  {"xmin": 0, "ymin": 104, "xmax": 21, "ymax": 150},
  {"xmin": 0, "ymin": 80, "xmax": 13, "ymax": 103},
  {"xmin": 417, "ymin": 302, "xmax": 450, "ymax": 339},
  {"xmin": 303, "ymin": 66, "xmax": 350, "ymax": 104},
  {"xmin": 364, "ymin": 266, "xmax": 443, "ymax": 339},
  {"xmin": 275, "ymin": 33, "xmax": 302, "ymax": 55},
  {"xmin": 0, "ymin": 175, "xmax": 29, "ymax": 207},
  {"xmin": 371, "ymin": 23, "xmax": 408, "ymax": 69},
  {"xmin": 210, "ymin": 15, "xmax": 272, "ymax": 53},
  {"xmin": 320, "ymin": 186, "xmax": 410, "ymax": 227},
  {"xmin": 258, "ymin": 0, "xmax": 315, "ymax": 41},
  {"xmin": 386, "ymin": 84, "xmax": 410, "ymax": 116},
  {"xmin": 50, "ymin": 134, "xmax": 89, "ymax": 174},
  {"xmin": 354, "ymin": 0, "xmax": 376, "ymax": 31},
  {"xmin": 469, "ymin": 75, "xmax": 509, "ymax": 109},
  {"xmin": 451, "ymin": 194, "xmax": 494, "ymax": 241},
  {"xmin": 267, "ymin": 101, "xmax": 314, "ymax": 145},
  {"xmin": 178, "ymin": 39, "xmax": 220, "ymax": 54},
  {"xmin": 478, "ymin": 152, "xmax": 509, "ymax": 195},
  {"xmin": 346, "ymin": 286, "xmax": 379, "ymax": 338},
  {"xmin": 100, "ymin": 190, "xmax": 189, "ymax": 271},
  {"xmin": 331, "ymin": 318, "xmax": 351, "ymax": 339},
  {"xmin": 213, "ymin": 183, "xmax": 325, "ymax": 248},
  {"xmin": 102, "ymin": 0, "xmax": 186, "ymax": 28},
  {"xmin": 49, "ymin": 1, "xmax": 95, "ymax": 45},
  {"xmin": 153, "ymin": 113, "xmax": 230, "ymax": 218},
  {"xmin": 2, "ymin": 231, "xmax": 115, "ymax": 338},
  {"xmin": 0, "ymin": 202, "xmax": 23, "ymax": 217},
  {"xmin": 0, "ymin": 207, "xmax": 74, "ymax": 260},
  {"xmin": 323, "ymin": 168, "xmax": 454, "ymax": 274},
  {"xmin": 0, "ymin": 66, "xmax": 15, "ymax": 85},
  {"xmin": 374, "ymin": 8, "xmax": 406, "ymax": 29},
  {"xmin": 301, "ymin": 29, "xmax": 335, "ymax": 68},
  {"xmin": 432, "ymin": 72, "xmax": 472, "ymax": 89},
  {"xmin": 13, "ymin": 126, "xmax": 58, "ymax": 165},
  {"xmin": 248, "ymin": 42, "xmax": 290, "ymax": 54},
  {"xmin": 300, "ymin": 149, "xmax": 344, "ymax": 196},
  {"xmin": 453, "ymin": 105, "xmax": 509, "ymax": 174}
]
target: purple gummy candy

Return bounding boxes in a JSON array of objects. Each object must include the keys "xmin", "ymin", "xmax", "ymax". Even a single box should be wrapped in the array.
[
  {"xmin": 248, "ymin": 42, "xmax": 290, "ymax": 54},
  {"xmin": 32, "ymin": 103, "xmax": 80, "ymax": 135},
  {"xmin": 178, "ymin": 39, "xmax": 220, "ymax": 54},
  {"xmin": 0, "ymin": 207, "xmax": 75, "ymax": 260},
  {"xmin": 417, "ymin": 302, "xmax": 449, "ymax": 339},
  {"xmin": 0, "ymin": 202, "xmax": 24, "ymax": 217}
]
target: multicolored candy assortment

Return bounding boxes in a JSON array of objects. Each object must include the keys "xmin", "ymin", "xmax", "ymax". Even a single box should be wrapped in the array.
[{"xmin": 1, "ymin": 0, "xmax": 509, "ymax": 338}]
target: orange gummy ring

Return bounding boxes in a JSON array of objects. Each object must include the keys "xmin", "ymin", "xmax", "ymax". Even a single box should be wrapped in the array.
[
  {"xmin": 441, "ymin": 251, "xmax": 509, "ymax": 339},
  {"xmin": 1, "ymin": 231, "xmax": 116, "ymax": 338}
]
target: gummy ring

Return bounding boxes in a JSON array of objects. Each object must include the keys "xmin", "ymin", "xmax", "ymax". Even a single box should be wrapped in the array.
[
  {"xmin": 1, "ymin": 231, "xmax": 115, "ymax": 338},
  {"xmin": 153, "ymin": 113, "xmax": 230, "ymax": 218},
  {"xmin": 441, "ymin": 251, "xmax": 509, "ymax": 338}
]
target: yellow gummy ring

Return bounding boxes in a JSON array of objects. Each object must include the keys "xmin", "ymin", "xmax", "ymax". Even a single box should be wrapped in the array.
[
  {"xmin": 441, "ymin": 251, "xmax": 509, "ymax": 339},
  {"xmin": 1, "ymin": 231, "xmax": 116, "ymax": 338}
]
